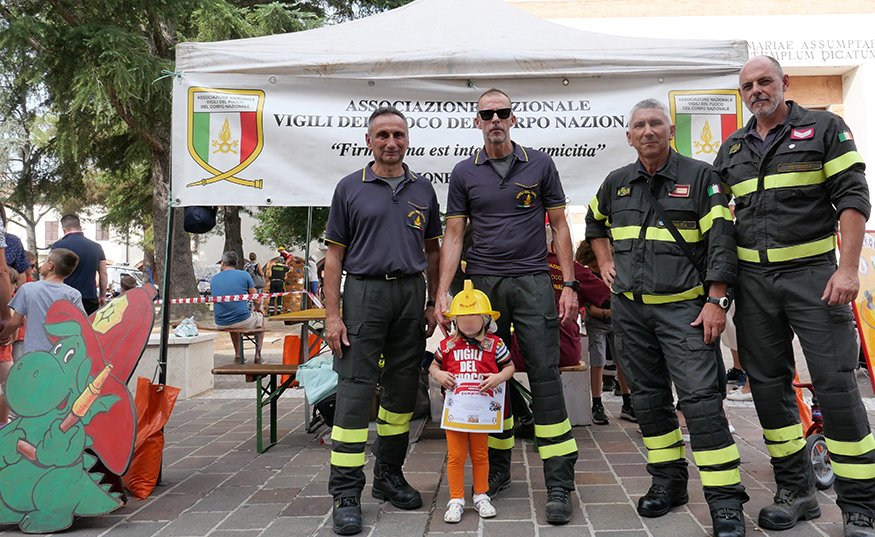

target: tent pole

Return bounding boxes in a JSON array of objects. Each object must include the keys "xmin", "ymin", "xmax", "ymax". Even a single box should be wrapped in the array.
[
  {"xmin": 303, "ymin": 206, "xmax": 313, "ymax": 310},
  {"xmin": 157, "ymin": 194, "xmax": 176, "ymax": 386}
]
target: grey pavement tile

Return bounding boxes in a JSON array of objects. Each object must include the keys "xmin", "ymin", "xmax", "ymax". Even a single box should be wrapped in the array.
[
  {"xmin": 574, "ymin": 472, "xmax": 618, "ymax": 485},
  {"xmin": 217, "ymin": 503, "xmax": 286, "ymax": 530},
  {"xmin": 593, "ymin": 532, "xmax": 648, "ymax": 537},
  {"xmin": 63, "ymin": 515, "xmax": 119, "ymax": 535},
  {"xmin": 189, "ymin": 486, "xmax": 258, "ymax": 512},
  {"xmin": 641, "ymin": 511, "xmax": 706, "ymax": 537},
  {"xmin": 191, "ymin": 441, "xmax": 244, "ymax": 457},
  {"xmin": 489, "ymin": 498, "xmax": 532, "ymax": 520},
  {"xmin": 299, "ymin": 482, "xmax": 332, "ymax": 497},
  {"xmin": 538, "ymin": 525, "xmax": 593, "ymax": 537},
  {"xmin": 578, "ymin": 484, "xmax": 634, "ymax": 504},
  {"xmin": 605, "ymin": 452, "xmax": 647, "ymax": 465},
  {"xmin": 266, "ymin": 472, "xmax": 318, "ymax": 488},
  {"xmin": 610, "ymin": 464, "xmax": 647, "ymax": 478},
  {"xmin": 483, "ymin": 520, "xmax": 536, "ymax": 537},
  {"xmin": 168, "ymin": 473, "xmax": 231, "ymax": 494},
  {"xmin": 406, "ymin": 471, "xmax": 443, "ymax": 493},
  {"xmin": 209, "ymin": 532, "xmax": 263, "ymax": 537},
  {"xmin": 280, "ymin": 494, "xmax": 333, "ymax": 517},
  {"xmin": 373, "ymin": 511, "xmax": 430, "ymax": 536},
  {"xmin": 586, "ymin": 503, "xmax": 644, "ymax": 531},
  {"xmin": 128, "ymin": 493, "xmax": 202, "ymax": 522},
  {"xmin": 92, "ymin": 521, "xmax": 169, "ymax": 537},
  {"xmin": 155, "ymin": 511, "xmax": 224, "ymax": 536},
  {"xmin": 261, "ymin": 516, "xmax": 324, "ymax": 537},
  {"xmin": 222, "ymin": 468, "xmax": 278, "ymax": 487},
  {"xmin": 168, "ymin": 456, "xmax": 215, "ymax": 470},
  {"xmin": 248, "ymin": 487, "xmax": 301, "ymax": 504},
  {"xmin": 291, "ymin": 448, "xmax": 334, "ymax": 466},
  {"xmin": 576, "ymin": 447, "xmax": 602, "ymax": 460}
]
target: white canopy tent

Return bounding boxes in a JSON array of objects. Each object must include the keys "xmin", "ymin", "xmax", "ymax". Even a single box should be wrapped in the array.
[{"xmin": 171, "ymin": 0, "xmax": 749, "ymax": 207}]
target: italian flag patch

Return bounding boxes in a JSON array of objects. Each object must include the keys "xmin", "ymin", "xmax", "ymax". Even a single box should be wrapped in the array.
[
  {"xmin": 839, "ymin": 130, "xmax": 854, "ymax": 142},
  {"xmin": 707, "ymin": 183, "xmax": 722, "ymax": 197}
]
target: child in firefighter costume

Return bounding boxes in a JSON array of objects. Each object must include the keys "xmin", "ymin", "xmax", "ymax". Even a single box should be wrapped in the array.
[{"xmin": 429, "ymin": 280, "xmax": 515, "ymax": 524}]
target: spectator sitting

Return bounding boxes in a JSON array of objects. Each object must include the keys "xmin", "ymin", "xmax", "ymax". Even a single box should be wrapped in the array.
[
  {"xmin": 211, "ymin": 251, "xmax": 264, "ymax": 363},
  {"xmin": 120, "ymin": 275, "xmax": 138, "ymax": 293},
  {"xmin": 0, "ymin": 267, "xmax": 20, "ymax": 426}
]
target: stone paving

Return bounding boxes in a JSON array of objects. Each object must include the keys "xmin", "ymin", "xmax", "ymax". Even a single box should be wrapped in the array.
[{"xmin": 7, "ymin": 330, "xmax": 873, "ymax": 537}]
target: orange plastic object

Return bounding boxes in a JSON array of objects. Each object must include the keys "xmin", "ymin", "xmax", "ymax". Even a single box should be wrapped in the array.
[
  {"xmin": 122, "ymin": 377, "xmax": 181, "ymax": 499},
  {"xmin": 282, "ymin": 334, "xmax": 321, "ymax": 385}
]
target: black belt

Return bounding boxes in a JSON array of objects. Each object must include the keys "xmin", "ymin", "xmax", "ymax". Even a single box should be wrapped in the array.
[{"xmin": 352, "ymin": 272, "xmax": 413, "ymax": 281}]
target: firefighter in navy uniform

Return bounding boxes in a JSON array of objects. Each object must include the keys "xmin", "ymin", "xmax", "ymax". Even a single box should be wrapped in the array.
[
  {"xmin": 713, "ymin": 56, "xmax": 875, "ymax": 537},
  {"xmin": 323, "ymin": 106, "xmax": 442, "ymax": 536},
  {"xmin": 586, "ymin": 99, "xmax": 748, "ymax": 537}
]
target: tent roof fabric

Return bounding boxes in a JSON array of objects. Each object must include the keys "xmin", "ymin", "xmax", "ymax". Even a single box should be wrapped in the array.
[{"xmin": 176, "ymin": 0, "xmax": 747, "ymax": 79}]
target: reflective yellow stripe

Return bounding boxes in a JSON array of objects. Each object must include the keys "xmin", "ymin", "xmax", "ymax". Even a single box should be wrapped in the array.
[
  {"xmin": 763, "ymin": 424, "xmax": 804, "ymax": 443},
  {"xmin": 722, "ymin": 182, "xmax": 733, "ymax": 196},
  {"xmin": 377, "ymin": 422, "xmax": 409, "ymax": 436},
  {"xmin": 693, "ymin": 444, "xmax": 740, "ymax": 467},
  {"xmin": 738, "ymin": 236, "xmax": 836, "ymax": 264},
  {"xmin": 699, "ymin": 205, "xmax": 732, "ymax": 234},
  {"xmin": 504, "ymin": 416, "xmax": 515, "ymax": 430},
  {"xmin": 648, "ymin": 446, "xmax": 686, "ymax": 464},
  {"xmin": 539, "ymin": 438, "xmax": 578, "ymax": 460},
  {"xmin": 590, "ymin": 196, "xmax": 608, "ymax": 222},
  {"xmin": 824, "ymin": 151, "xmax": 864, "ymax": 178},
  {"xmin": 622, "ymin": 285, "xmax": 704, "ymax": 305},
  {"xmin": 730, "ymin": 177, "xmax": 758, "ymax": 198},
  {"xmin": 331, "ymin": 426, "xmax": 368, "ymax": 444},
  {"xmin": 611, "ymin": 226, "xmax": 702, "ymax": 243},
  {"xmin": 764, "ymin": 169, "xmax": 825, "ymax": 190},
  {"xmin": 831, "ymin": 461, "xmax": 875, "ymax": 480},
  {"xmin": 535, "ymin": 419, "xmax": 571, "ymax": 439},
  {"xmin": 331, "ymin": 451, "xmax": 366, "ymax": 467},
  {"xmin": 378, "ymin": 407, "xmax": 413, "ymax": 425},
  {"xmin": 643, "ymin": 429, "xmax": 683, "ymax": 450},
  {"xmin": 488, "ymin": 435, "xmax": 515, "ymax": 450},
  {"xmin": 700, "ymin": 468, "xmax": 741, "ymax": 487},
  {"xmin": 826, "ymin": 434, "xmax": 875, "ymax": 457},
  {"xmin": 767, "ymin": 438, "xmax": 807, "ymax": 458}
]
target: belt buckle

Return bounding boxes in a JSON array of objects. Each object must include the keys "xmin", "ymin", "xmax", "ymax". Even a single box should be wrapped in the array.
[{"xmin": 385, "ymin": 273, "xmax": 400, "ymax": 280}]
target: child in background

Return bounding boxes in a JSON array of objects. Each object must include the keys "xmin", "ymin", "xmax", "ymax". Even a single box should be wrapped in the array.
[
  {"xmin": 0, "ymin": 248, "xmax": 84, "ymax": 354},
  {"xmin": 120, "ymin": 275, "xmax": 138, "ymax": 293},
  {"xmin": 430, "ymin": 280, "xmax": 515, "ymax": 524},
  {"xmin": 0, "ymin": 267, "xmax": 19, "ymax": 425}
]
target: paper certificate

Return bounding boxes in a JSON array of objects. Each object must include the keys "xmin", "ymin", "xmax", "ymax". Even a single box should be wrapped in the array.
[{"xmin": 440, "ymin": 381, "xmax": 505, "ymax": 433}]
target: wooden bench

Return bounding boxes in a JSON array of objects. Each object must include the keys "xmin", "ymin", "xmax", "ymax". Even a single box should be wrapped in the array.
[
  {"xmin": 509, "ymin": 362, "xmax": 592, "ymax": 428},
  {"xmin": 212, "ymin": 363, "xmax": 298, "ymax": 453},
  {"xmin": 217, "ymin": 327, "xmax": 271, "ymax": 364}
]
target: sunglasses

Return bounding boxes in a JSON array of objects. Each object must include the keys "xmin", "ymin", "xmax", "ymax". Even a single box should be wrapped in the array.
[{"xmin": 477, "ymin": 108, "xmax": 512, "ymax": 121}]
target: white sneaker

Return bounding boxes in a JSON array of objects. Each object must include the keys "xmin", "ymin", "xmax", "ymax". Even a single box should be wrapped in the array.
[
  {"xmin": 444, "ymin": 499, "xmax": 464, "ymax": 523},
  {"xmin": 473, "ymin": 493, "xmax": 496, "ymax": 518},
  {"xmin": 727, "ymin": 390, "xmax": 752, "ymax": 401}
]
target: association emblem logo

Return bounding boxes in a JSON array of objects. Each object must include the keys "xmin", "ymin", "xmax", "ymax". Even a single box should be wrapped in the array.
[
  {"xmin": 187, "ymin": 87, "xmax": 265, "ymax": 189},
  {"xmin": 669, "ymin": 90, "xmax": 743, "ymax": 162}
]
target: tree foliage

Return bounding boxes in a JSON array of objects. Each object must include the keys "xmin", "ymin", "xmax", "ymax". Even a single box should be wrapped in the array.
[{"xmin": 253, "ymin": 207, "xmax": 329, "ymax": 249}]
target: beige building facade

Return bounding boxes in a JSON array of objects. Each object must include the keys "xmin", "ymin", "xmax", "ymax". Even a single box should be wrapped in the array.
[{"xmin": 507, "ymin": 1, "xmax": 875, "ymax": 226}]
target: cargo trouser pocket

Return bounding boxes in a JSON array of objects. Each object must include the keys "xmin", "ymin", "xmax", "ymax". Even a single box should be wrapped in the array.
[{"xmin": 828, "ymin": 306, "xmax": 858, "ymax": 372}]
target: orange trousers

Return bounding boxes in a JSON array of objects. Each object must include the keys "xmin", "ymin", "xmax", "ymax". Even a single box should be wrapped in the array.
[{"xmin": 446, "ymin": 429, "xmax": 489, "ymax": 500}]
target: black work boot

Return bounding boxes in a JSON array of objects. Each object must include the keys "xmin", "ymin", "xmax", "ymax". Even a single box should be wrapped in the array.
[
  {"xmin": 757, "ymin": 488, "xmax": 820, "ymax": 530},
  {"xmin": 844, "ymin": 512, "xmax": 875, "ymax": 537},
  {"xmin": 711, "ymin": 507, "xmax": 746, "ymax": 537},
  {"xmin": 486, "ymin": 469, "xmax": 511, "ymax": 499},
  {"xmin": 637, "ymin": 484, "xmax": 689, "ymax": 518},
  {"xmin": 545, "ymin": 487, "xmax": 572, "ymax": 524},
  {"xmin": 333, "ymin": 496, "xmax": 362, "ymax": 535},
  {"xmin": 372, "ymin": 462, "xmax": 422, "ymax": 509}
]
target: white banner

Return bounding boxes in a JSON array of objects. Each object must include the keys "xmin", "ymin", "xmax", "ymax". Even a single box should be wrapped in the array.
[{"xmin": 171, "ymin": 74, "xmax": 745, "ymax": 208}]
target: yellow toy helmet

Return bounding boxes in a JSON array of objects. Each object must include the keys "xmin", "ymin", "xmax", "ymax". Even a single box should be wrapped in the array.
[{"xmin": 446, "ymin": 280, "xmax": 500, "ymax": 320}]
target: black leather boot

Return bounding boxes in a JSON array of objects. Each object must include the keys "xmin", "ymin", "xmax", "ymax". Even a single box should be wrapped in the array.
[
  {"xmin": 844, "ymin": 512, "xmax": 875, "ymax": 537},
  {"xmin": 711, "ymin": 507, "xmax": 746, "ymax": 537},
  {"xmin": 637, "ymin": 484, "xmax": 689, "ymax": 518},
  {"xmin": 332, "ymin": 496, "xmax": 362, "ymax": 535},
  {"xmin": 757, "ymin": 488, "xmax": 820, "ymax": 530},
  {"xmin": 372, "ymin": 462, "xmax": 422, "ymax": 509}
]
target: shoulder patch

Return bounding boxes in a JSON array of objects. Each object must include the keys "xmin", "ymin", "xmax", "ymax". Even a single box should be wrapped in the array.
[
  {"xmin": 706, "ymin": 183, "xmax": 722, "ymax": 197},
  {"xmin": 728, "ymin": 143, "xmax": 741, "ymax": 155},
  {"xmin": 839, "ymin": 130, "xmax": 854, "ymax": 142}
]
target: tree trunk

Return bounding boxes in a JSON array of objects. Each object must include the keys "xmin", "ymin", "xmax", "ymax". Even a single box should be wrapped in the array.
[
  {"xmin": 222, "ymin": 206, "xmax": 244, "ymax": 265},
  {"xmin": 151, "ymin": 148, "xmax": 200, "ymax": 319}
]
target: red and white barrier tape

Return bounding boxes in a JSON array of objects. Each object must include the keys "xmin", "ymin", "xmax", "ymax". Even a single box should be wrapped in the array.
[{"xmin": 156, "ymin": 290, "xmax": 323, "ymax": 308}]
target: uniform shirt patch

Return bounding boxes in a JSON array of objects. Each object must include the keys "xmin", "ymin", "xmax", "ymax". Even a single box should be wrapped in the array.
[
  {"xmin": 791, "ymin": 128, "xmax": 814, "ymax": 140},
  {"xmin": 777, "ymin": 161, "xmax": 823, "ymax": 173},
  {"xmin": 668, "ymin": 185, "xmax": 690, "ymax": 197},
  {"xmin": 707, "ymin": 183, "xmax": 722, "ymax": 197},
  {"xmin": 729, "ymin": 143, "xmax": 741, "ymax": 155},
  {"xmin": 839, "ymin": 130, "xmax": 854, "ymax": 142},
  {"xmin": 617, "ymin": 186, "xmax": 631, "ymax": 197},
  {"xmin": 657, "ymin": 220, "xmax": 697, "ymax": 230}
]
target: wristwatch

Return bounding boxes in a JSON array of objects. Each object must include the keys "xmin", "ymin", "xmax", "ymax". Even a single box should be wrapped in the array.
[
  {"xmin": 562, "ymin": 280, "xmax": 580, "ymax": 291},
  {"xmin": 706, "ymin": 296, "xmax": 731, "ymax": 310}
]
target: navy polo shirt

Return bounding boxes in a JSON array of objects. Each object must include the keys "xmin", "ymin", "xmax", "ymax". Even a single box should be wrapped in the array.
[
  {"xmin": 325, "ymin": 163, "xmax": 442, "ymax": 276},
  {"xmin": 446, "ymin": 143, "xmax": 567, "ymax": 276},
  {"xmin": 51, "ymin": 231, "xmax": 105, "ymax": 300}
]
